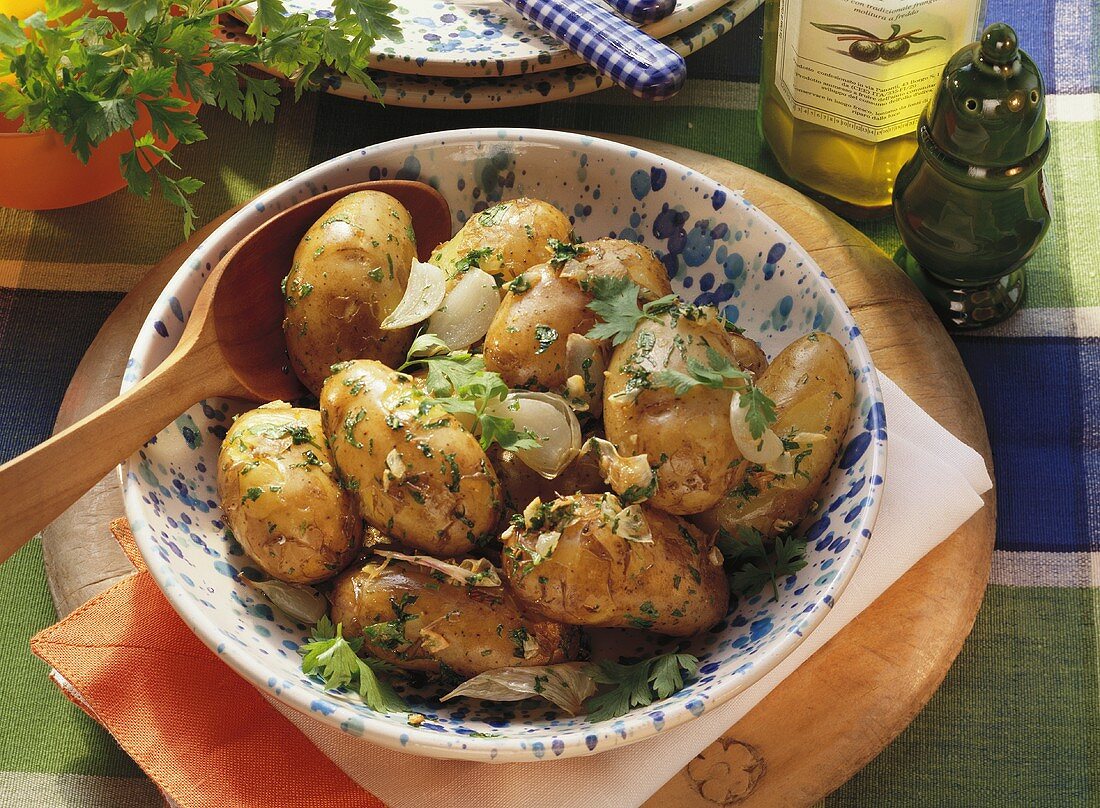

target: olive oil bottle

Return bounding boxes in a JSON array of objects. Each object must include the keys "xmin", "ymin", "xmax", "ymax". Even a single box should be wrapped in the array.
[{"xmin": 758, "ymin": 0, "xmax": 986, "ymax": 218}]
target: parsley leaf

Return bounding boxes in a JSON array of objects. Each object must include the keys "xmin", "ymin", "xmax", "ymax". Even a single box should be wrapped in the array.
[
  {"xmin": 583, "ymin": 653, "xmax": 699, "ymax": 721},
  {"xmin": 739, "ymin": 386, "xmax": 779, "ymax": 441},
  {"xmin": 400, "ymin": 336, "xmax": 541, "ymax": 452},
  {"xmin": 1, "ymin": 0, "xmax": 402, "ymax": 234},
  {"xmin": 651, "ymin": 345, "xmax": 754, "ymax": 394},
  {"xmin": 299, "ymin": 616, "xmax": 406, "ymax": 712},
  {"xmin": 584, "ymin": 276, "xmax": 679, "ymax": 347},
  {"xmin": 719, "ymin": 527, "xmax": 808, "ymax": 601}
]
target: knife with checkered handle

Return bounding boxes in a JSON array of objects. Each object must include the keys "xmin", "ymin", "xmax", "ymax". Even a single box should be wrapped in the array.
[
  {"xmin": 609, "ymin": 0, "xmax": 676, "ymax": 23},
  {"xmin": 503, "ymin": 0, "xmax": 687, "ymax": 100}
]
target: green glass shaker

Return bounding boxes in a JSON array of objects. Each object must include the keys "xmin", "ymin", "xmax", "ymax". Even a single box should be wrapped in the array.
[{"xmin": 892, "ymin": 23, "xmax": 1051, "ymax": 328}]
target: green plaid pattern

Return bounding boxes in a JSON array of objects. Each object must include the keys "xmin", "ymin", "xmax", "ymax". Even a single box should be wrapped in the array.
[{"xmin": 1, "ymin": 4, "xmax": 1097, "ymax": 805}]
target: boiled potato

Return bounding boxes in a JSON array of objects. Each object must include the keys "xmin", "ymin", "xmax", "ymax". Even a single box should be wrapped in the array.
[
  {"xmin": 501, "ymin": 493, "xmax": 728, "ymax": 636},
  {"xmin": 602, "ymin": 307, "xmax": 767, "ymax": 515},
  {"xmin": 484, "ymin": 239, "xmax": 673, "ymax": 398},
  {"xmin": 320, "ymin": 360, "xmax": 501, "ymax": 556},
  {"xmin": 217, "ymin": 403, "xmax": 361, "ymax": 584},
  {"xmin": 330, "ymin": 558, "xmax": 580, "ymax": 677},
  {"xmin": 283, "ymin": 191, "xmax": 418, "ymax": 394},
  {"xmin": 694, "ymin": 332, "xmax": 856, "ymax": 539},
  {"xmin": 429, "ymin": 198, "xmax": 571, "ymax": 281},
  {"xmin": 487, "ymin": 440, "xmax": 607, "ymax": 515}
]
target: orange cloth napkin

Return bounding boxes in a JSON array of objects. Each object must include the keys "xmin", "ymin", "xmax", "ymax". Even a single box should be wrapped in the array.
[{"xmin": 30, "ymin": 519, "xmax": 385, "ymax": 808}]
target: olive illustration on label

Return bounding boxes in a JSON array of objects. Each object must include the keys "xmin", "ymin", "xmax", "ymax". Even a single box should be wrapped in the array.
[{"xmin": 813, "ymin": 22, "xmax": 944, "ymax": 64}]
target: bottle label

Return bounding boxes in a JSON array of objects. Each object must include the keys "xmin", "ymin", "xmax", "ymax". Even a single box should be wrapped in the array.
[{"xmin": 776, "ymin": 0, "xmax": 983, "ymax": 142}]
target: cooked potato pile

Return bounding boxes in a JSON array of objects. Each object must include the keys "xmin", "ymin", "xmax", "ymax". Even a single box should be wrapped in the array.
[{"xmin": 219, "ymin": 191, "xmax": 856, "ymax": 705}]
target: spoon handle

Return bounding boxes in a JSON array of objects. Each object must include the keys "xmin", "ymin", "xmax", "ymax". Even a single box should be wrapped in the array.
[
  {"xmin": 503, "ymin": 0, "xmax": 686, "ymax": 100},
  {"xmin": 608, "ymin": 0, "xmax": 676, "ymax": 24},
  {"xmin": 0, "ymin": 341, "xmax": 231, "ymax": 566}
]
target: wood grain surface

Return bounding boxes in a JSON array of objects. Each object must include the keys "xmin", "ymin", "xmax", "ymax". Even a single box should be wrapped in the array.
[{"xmin": 39, "ymin": 136, "xmax": 995, "ymax": 807}]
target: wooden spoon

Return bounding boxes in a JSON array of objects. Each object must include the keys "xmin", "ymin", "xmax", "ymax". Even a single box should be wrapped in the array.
[{"xmin": 0, "ymin": 180, "xmax": 451, "ymax": 565}]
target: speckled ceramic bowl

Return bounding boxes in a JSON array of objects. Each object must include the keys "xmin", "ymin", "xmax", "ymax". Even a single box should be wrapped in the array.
[{"xmin": 121, "ymin": 129, "xmax": 886, "ymax": 763}]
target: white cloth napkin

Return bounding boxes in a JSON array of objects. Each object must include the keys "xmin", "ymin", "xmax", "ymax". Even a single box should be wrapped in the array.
[{"xmin": 271, "ymin": 372, "xmax": 993, "ymax": 808}]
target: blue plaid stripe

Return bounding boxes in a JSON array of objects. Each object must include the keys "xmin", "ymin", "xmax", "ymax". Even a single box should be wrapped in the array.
[
  {"xmin": 606, "ymin": 0, "xmax": 676, "ymax": 24},
  {"xmin": 502, "ymin": 0, "xmax": 687, "ymax": 99}
]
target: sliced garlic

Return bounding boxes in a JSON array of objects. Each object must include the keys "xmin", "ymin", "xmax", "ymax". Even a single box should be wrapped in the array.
[
  {"xmin": 487, "ymin": 392, "xmax": 582, "ymax": 479},
  {"xmin": 381, "ymin": 258, "xmax": 447, "ymax": 330},
  {"xmin": 729, "ymin": 392, "xmax": 784, "ymax": 464},
  {"xmin": 427, "ymin": 267, "xmax": 501, "ymax": 350}
]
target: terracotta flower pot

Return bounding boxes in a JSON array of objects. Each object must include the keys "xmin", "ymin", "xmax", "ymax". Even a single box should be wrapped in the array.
[
  {"xmin": 0, "ymin": 91, "xmax": 203, "ymax": 211},
  {"xmin": 0, "ymin": 2, "xmax": 203, "ymax": 211}
]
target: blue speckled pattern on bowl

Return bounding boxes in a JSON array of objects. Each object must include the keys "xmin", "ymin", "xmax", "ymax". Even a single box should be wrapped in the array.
[{"xmin": 121, "ymin": 129, "xmax": 886, "ymax": 763}]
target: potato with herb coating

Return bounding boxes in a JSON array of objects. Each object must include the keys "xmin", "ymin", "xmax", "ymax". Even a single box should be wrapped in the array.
[
  {"xmin": 320, "ymin": 360, "xmax": 501, "ymax": 556},
  {"xmin": 217, "ymin": 403, "xmax": 361, "ymax": 584},
  {"xmin": 501, "ymin": 493, "xmax": 728, "ymax": 636},
  {"xmin": 283, "ymin": 191, "xmax": 418, "ymax": 394},
  {"xmin": 694, "ymin": 332, "xmax": 855, "ymax": 540},
  {"xmin": 429, "ymin": 198, "xmax": 571, "ymax": 281},
  {"xmin": 484, "ymin": 239, "xmax": 673, "ymax": 400},
  {"xmin": 330, "ymin": 558, "xmax": 580, "ymax": 677},
  {"xmin": 602, "ymin": 305, "xmax": 767, "ymax": 515}
]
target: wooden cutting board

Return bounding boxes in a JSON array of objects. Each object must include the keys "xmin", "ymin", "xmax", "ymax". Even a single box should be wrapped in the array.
[{"xmin": 39, "ymin": 135, "xmax": 995, "ymax": 807}]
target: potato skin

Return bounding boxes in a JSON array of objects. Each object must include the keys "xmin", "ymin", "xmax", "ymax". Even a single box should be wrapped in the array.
[
  {"xmin": 217, "ymin": 403, "xmax": 361, "ymax": 583},
  {"xmin": 320, "ymin": 360, "xmax": 501, "ymax": 556},
  {"xmin": 330, "ymin": 559, "xmax": 580, "ymax": 677},
  {"xmin": 501, "ymin": 494, "xmax": 728, "ymax": 636},
  {"xmin": 694, "ymin": 333, "xmax": 856, "ymax": 539},
  {"xmin": 484, "ymin": 239, "xmax": 674, "ymax": 393},
  {"xmin": 429, "ymin": 198, "xmax": 571, "ymax": 281},
  {"xmin": 283, "ymin": 192, "xmax": 418, "ymax": 394},
  {"xmin": 603, "ymin": 308, "xmax": 766, "ymax": 515}
]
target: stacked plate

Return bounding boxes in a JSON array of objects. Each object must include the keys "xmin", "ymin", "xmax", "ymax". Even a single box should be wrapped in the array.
[{"xmin": 237, "ymin": 0, "xmax": 761, "ymax": 108}]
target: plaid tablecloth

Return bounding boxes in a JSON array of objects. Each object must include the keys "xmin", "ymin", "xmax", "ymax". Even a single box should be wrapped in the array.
[{"xmin": 1, "ymin": 2, "xmax": 1097, "ymax": 805}]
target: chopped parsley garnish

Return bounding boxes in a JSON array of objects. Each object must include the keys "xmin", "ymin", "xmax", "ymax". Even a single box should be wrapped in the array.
[
  {"xmin": 299, "ymin": 617, "xmax": 405, "ymax": 713},
  {"xmin": 547, "ymin": 237, "xmax": 584, "ymax": 266},
  {"xmin": 584, "ymin": 276, "xmax": 678, "ymax": 346},
  {"xmin": 505, "ymin": 274, "xmax": 531, "ymax": 294},
  {"xmin": 453, "ymin": 247, "xmax": 495, "ymax": 274},
  {"xmin": 477, "ymin": 204, "xmax": 509, "ymax": 227},
  {"xmin": 533, "ymin": 324, "xmax": 558, "ymax": 354}
]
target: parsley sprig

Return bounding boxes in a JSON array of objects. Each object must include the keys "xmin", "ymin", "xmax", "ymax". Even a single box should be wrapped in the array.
[
  {"xmin": 717, "ymin": 527, "xmax": 808, "ymax": 601},
  {"xmin": 583, "ymin": 653, "xmax": 699, "ymax": 722},
  {"xmin": 652, "ymin": 345, "xmax": 777, "ymax": 439},
  {"xmin": 584, "ymin": 276, "xmax": 678, "ymax": 346},
  {"xmin": 0, "ymin": 0, "xmax": 400, "ymax": 233},
  {"xmin": 400, "ymin": 334, "xmax": 541, "ymax": 453},
  {"xmin": 299, "ymin": 616, "xmax": 406, "ymax": 712}
]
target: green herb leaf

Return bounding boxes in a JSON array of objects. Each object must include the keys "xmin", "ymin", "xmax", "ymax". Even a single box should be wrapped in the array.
[
  {"xmin": 547, "ymin": 237, "xmax": 583, "ymax": 266},
  {"xmin": 299, "ymin": 616, "xmax": 405, "ymax": 712},
  {"xmin": 739, "ymin": 386, "xmax": 778, "ymax": 440},
  {"xmin": 584, "ymin": 276, "xmax": 679, "ymax": 346},
  {"xmin": 721, "ymin": 527, "xmax": 808, "ymax": 601},
  {"xmin": 583, "ymin": 653, "xmax": 699, "ymax": 721}
]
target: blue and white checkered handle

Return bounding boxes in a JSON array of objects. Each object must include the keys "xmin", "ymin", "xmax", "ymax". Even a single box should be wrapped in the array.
[
  {"xmin": 607, "ymin": 0, "xmax": 676, "ymax": 24},
  {"xmin": 502, "ymin": 0, "xmax": 687, "ymax": 100}
]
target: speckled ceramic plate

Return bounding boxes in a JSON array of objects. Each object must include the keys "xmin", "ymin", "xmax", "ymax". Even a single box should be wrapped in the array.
[
  {"xmin": 234, "ymin": 0, "xmax": 749, "ymax": 77},
  {"xmin": 121, "ymin": 129, "xmax": 886, "ymax": 763},
  {"xmin": 239, "ymin": 0, "xmax": 759, "ymax": 109}
]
